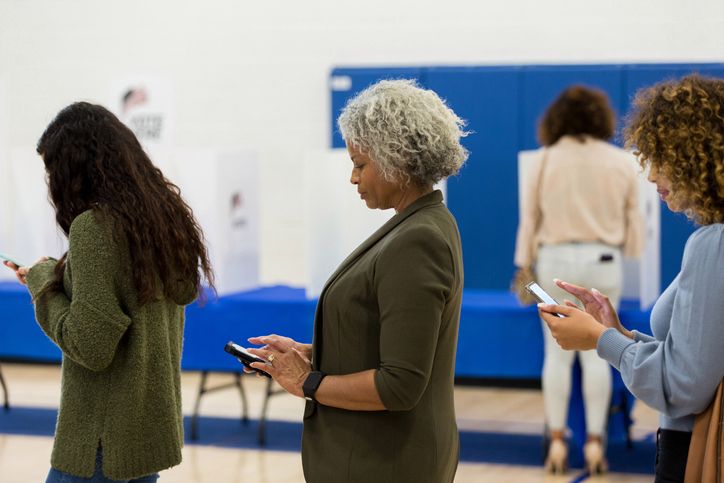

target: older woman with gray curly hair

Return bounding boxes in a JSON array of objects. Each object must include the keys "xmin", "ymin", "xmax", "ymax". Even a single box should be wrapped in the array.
[{"xmin": 246, "ymin": 79, "xmax": 468, "ymax": 483}]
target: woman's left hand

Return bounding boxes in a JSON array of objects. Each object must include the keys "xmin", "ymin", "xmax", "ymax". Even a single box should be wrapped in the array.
[
  {"xmin": 538, "ymin": 303, "xmax": 607, "ymax": 351},
  {"xmin": 248, "ymin": 346, "xmax": 311, "ymax": 398}
]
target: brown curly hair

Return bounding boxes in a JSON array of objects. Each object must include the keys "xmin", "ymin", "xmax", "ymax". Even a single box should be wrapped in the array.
[
  {"xmin": 37, "ymin": 102, "xmax": 215, "ymax": 305},
  {"xmin": 624, "ymin": 74, "xmax": 724, "ymax": 225},
  {"xmin": 538, "ymin": 85, "xmax": 616, "ymax": 146}
]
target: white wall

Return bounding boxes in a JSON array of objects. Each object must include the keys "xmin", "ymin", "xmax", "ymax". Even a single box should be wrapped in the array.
[{"xmin": 0, "ymin": 0, "xmax": 722, "ymax": 286}]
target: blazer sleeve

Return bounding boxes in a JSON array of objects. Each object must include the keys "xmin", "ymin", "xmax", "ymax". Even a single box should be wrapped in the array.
[
  {"xmin": 373, "ymin": 225, "xmax": 455, "ymax": 411},
  {"xmin": 26, "ymin": 211, "xmax": 132, "ymax": 371}
]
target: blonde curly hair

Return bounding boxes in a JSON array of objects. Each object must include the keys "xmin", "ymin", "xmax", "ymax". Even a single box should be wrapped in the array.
[
  {"xmin": 624, "ymin": 74, "xmax": 724, "ymax": 224},
  {"xmin": 337, "ymin": 79, "xmax": 469, "ymax": 186}
]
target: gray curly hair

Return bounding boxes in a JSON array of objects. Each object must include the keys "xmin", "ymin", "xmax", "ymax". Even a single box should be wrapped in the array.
[{"xmin": 337, "ymin": 79, "xmax": 469, "ymax": 186}]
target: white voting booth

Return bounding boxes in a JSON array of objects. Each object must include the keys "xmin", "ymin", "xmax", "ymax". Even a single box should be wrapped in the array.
[
  {"xmin": 0, "ymin": 80, "xmax": 12, "ymax": 281},
  {"xmin": 304, "ymin": 148, "xmax": 446, "ymax": 299},
  {"xmin": 518, "ymin": 150, "xmax": 660, "ymax": 309},
  {"xmin": 0, "ymin": 83, "xmax": 67, "ymax": 280},
  {"xmin": 2, "ymin": 148, "xmax": 67, "ymax": 274},
  {"xmin": 0, "ymin": 146, "xmax": 260, "ymax": 295},
  {"xmin": 157, "ymin": 150, "xmax": 260, "ymax": 295}
]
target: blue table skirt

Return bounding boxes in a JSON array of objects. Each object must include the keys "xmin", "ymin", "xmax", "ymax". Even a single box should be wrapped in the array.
[
  {"xmin": 0, "ymin": 282, "xmax": 651, "ymax": 378},
  {"xmin": 0, "ymin": 281, "xmax": 654, "ymax": 445}
]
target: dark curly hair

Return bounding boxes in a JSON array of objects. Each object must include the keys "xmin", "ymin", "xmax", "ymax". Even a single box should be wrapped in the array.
[
  {"xmin": 624, "ymin": 74, "xmax": 724, "ymax": 225},
  {"xmin": 538, "ymin": 85, "xmax": 617, "ymax": 146},
  {"xmin": 37, "ymin": 102, "xmax": 214, "ymax": 305}
]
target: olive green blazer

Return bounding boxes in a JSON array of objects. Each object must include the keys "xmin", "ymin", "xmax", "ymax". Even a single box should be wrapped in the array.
[{"xmin": 302, "ymin": 190, "xmax": 463, "ymax": 483}]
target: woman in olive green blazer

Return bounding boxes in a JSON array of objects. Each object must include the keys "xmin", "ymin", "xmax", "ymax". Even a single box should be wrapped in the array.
[{"xmin": 248, "ymin": 79, "xmax": 469, "ymax": 483}]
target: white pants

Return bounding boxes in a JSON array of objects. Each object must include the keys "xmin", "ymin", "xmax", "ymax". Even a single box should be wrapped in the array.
[{"xmin": 536, "ymin": 243, "xmax": 622, "ymax": 437}]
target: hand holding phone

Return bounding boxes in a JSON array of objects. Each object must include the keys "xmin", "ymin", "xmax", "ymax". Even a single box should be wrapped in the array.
[
  {"xmin": 0, "ymin": 252, "xmax": 26, "ymax": 268},
  {"xmin": 525, "ymin": 281, "xmax": 565, "ymax": 318},
  {"xmin": 224, "ymin": 341, "xmax": 272, "ymax": 378}
]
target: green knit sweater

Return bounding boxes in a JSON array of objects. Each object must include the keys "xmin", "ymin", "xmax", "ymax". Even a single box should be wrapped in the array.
[{"xmin": 26, "ymin": 209, "xmax": 196, "ymax": 479}]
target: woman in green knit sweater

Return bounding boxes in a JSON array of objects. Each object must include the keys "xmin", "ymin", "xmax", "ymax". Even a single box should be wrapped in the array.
[{"xmin": 2, "ymin": 102, "xmax": 214, "ymax": 482}]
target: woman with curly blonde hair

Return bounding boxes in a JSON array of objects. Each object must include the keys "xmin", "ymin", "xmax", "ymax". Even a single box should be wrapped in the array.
[
  {"xmin": 246, "ymin": 79, "xmax": 468, "ymax": 483},
  {"xmin": 539, "ymin": 74, "xmax": 724, "ymax": 482}
]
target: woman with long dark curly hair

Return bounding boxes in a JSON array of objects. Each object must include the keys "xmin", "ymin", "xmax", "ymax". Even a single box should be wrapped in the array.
[
  {"xmin": 539, "ymin": 75, "xmax": 724, "ymax": 482},
  {"xmin": 3, "ymin": 102, "xmax": 214, "ymax": 482}
]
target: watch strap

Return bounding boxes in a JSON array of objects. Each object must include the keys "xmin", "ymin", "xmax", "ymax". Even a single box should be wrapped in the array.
[{"xmin": 303, "ymin": 371, "xmax": 326, "ymax": 401}]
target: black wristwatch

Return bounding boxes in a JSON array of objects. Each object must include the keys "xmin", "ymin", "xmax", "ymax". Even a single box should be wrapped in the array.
[{"xmin": 303, "ymin": 371, "xmax": 326, "ymax": 402}]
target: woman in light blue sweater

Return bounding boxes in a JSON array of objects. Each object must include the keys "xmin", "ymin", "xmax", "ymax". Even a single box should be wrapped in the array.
[{"xmin": 539, "ymin": 74, "xmax": 724, "ymax": 483}]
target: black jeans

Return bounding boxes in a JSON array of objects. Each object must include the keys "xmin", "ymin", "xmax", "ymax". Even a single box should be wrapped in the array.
[{"xmin": 655, "ymin": 428, "xmax": 692, "ymax": 483}]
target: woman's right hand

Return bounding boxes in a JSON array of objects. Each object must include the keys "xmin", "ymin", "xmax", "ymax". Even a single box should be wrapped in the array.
[
  {"xmin": 4, "ymin": 257, "xmax": 51, "ymax": 286},
  {"xmin": 554, "ymin": 279, "xmax": 632, "ymax": 339},
  {"xmin": 3, "ymin": 260, "xmax": 28, "ymax": 285},
  {"xmin": 247, "ymin": 334, "xmax": 312, "ymax": 362}
]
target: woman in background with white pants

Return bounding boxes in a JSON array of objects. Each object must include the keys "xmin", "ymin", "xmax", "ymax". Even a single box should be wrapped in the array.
[{"xmin": 514, "ymin": 85, "xmax": 643, "ymax": 474}]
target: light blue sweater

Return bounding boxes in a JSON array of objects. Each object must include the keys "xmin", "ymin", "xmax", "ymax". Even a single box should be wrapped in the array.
[{"xmin": 597, "ymin": 223, "xmax": 724, "ymax": 431}]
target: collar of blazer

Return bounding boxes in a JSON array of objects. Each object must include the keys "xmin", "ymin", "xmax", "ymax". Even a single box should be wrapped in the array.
[{"xmin": 319, "ymin": 189, "xmax": 444, "ymax": 301}]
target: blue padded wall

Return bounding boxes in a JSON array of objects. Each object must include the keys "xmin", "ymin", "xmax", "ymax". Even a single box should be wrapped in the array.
[
  {"xmin": 330, "ymin": 67, "xmax": 425, "ymax": 148},
  {"xmin": 329, "ymin": 63, "xmax": 724, "ymax": 292},
  {"xmin": 425, "ymin": 67, "xmax": 522, "ymax": 289},
  {"xmin": 519, "ymin": 65, "xmax": 625, "ymax": 149}
]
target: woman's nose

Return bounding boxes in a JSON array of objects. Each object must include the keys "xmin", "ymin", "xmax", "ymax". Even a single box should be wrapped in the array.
[{"xmin": 647, "ymin": 164, "xmax": 657, "ymax": 183}]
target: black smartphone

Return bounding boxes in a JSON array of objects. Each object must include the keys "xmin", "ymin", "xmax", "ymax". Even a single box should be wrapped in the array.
[
  {"xmin": 525, "ymin": 281, "xmax": 565, "ymax": 318},
  {"xmin": 224, "ymin": 341, "xmax": 271, "ymax": 378}
]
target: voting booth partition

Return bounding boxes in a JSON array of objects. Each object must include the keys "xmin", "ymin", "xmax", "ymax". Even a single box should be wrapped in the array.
[
  {"xmin": 0, "ymin": 147, "xmax": 260, "ymax": 293},
  {"xmin": 0, "ymin": 146, "xmax": 67, "ymax": 281},
  {"xmin": 0, "ymin": 85, "xmax": 8, "ymax": 407},
  {"xmin": 158, "ymin": 149, "xmax": 261, "ymax": 295}
]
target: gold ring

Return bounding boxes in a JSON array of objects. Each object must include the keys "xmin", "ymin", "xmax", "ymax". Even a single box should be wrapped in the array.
[{"xmin": 267, "ymin": 354, "xmax": 275, "ymax": 364}]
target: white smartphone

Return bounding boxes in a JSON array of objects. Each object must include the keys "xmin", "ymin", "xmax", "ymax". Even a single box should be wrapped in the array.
[
  {"xmin": 525, "ymin": 281, "xmax": 565, "ymax": 318},
  {"xmin": 0, "ymin": 252, "xmax": 25, "ymax": 267}
]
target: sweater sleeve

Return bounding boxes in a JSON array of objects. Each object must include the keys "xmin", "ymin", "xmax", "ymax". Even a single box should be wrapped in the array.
[
  {"xmin": 373, "ymin": 225, "xmax": 454, "ymax": 411},
  {"xmin": 597, "ymin": 227, "xmax": 724, "ymax": 418},
  {"xmin": 26, "ymin": 211, "xmax": 132, "ymax": 371},
  {"xmin": 631, "ymin": 330, "xmax": 656, "ymax": 343}
]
